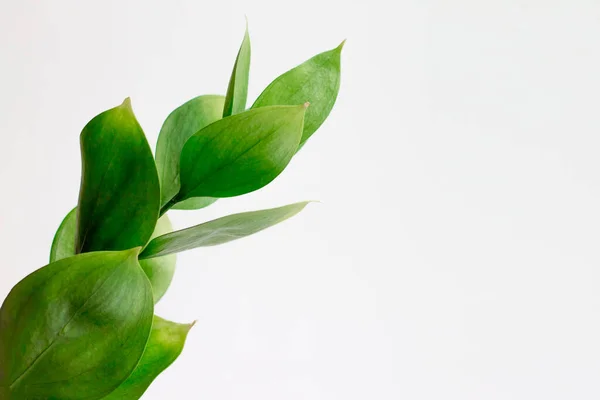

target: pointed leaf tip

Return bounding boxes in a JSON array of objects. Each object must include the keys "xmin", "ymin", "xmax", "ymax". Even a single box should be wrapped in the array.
[
  {"xmin": 121, "ymin": 97, "xmax": 133, "ymax": 110},
  {"xmin": 337, "ymin": 39, "xmax": 346, "ymax": 51}
]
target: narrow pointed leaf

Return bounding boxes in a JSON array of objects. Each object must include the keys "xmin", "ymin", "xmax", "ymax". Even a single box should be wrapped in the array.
[
  {"xmin": 101, "ymin": 316, "xmax": 194, "ymax": 400},
  {"xmin": 156, "ymin": 95, "xmax": 225, "ymax": 207},
  {"xmin": 0, "ymin": 249, "xmax": 154, "ymax": 399},
  {"xmin": 252, "ymin": 41, "xmax": 344, "ymax": 146},
  {"xmin": 76, "ymin": 98, "xmax": 160, "ymax": 253},
  {"xmin": 140, "ymin": 201, "xmax": 310, "ymax": 259},
  {"xmin": 175, "ymin": 105, "xmax": 306, "ymax": 203},
  {"xmin": 223, "ymin": 25, "xmax": 251, "ymax": 117},
  {"xmin": 50, "ymin": 209, "xmax": 176, "ymax": 303}
]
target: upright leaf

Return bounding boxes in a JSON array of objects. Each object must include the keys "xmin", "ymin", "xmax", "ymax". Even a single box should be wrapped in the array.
[
  {"xmin": 49, "ymin": 207, "xmax": 77, "ymax": 262},
  {"xmin": 76, "ymin": 98, "xmax": 160, "ymax": 253},
  {"xmin": 156, "ymin": 95, "xmax": 225, "ymax": 207},
  {"xmin": 50, "ymin": 209, "xmax": 176, "ymax": 303},
  {"xmin": 0, "ymin": 249, "xmax": 154, "ymax": 399},
  {"xmin": 141, "ymin": 202, "xmax": 310, "ymax": 259},
  {"xmin": 223, "ymin": 24, "xmax": 251, "ymax": 117},
  {"xmin": 252, "ymin": 41, "xmax": 344, "ymax": 146},
  {"xmin": 174, "ymin": 105, "xmax": 307, "ymax": 205},
  {"xmin": 101, "ymin": 316, "xmax": 194, "ymax": 400}
]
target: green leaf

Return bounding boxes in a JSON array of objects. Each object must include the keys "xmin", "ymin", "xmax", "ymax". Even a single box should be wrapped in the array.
[
  {"xmin": 50, "ymin": 209, "xmax": 176, "ymax": 304},
  {"xmin": 76, "ymin": 98, "xmax": 160, "ymax": 253},
  {"xmin": 140, "ymin": 201, "xmax": 310, "ymax": 259},
  {"xmin": 174, "ymin": 105, "xmax": 307, "ymax": 204},
  {"xmin": 49, "ymin": 207, "xmax": 77, "ymax": 263},
  {"xmin": 101, "ymin": 316, "xmax": 194, "ymax": 400},
  {"xmin": 172, "ymin": 196, "xmax": 218, "ymax": 210},
  {"xmin": 139, "ymin": 215, "xmax": 177, "ymax": 303},
  {"xmin": 0, "ymin": 249, "xmax": 154, "ymax": 399},
  {"xmin": 156, "ymin": 95, "xmax": 225, "ymax": 207},
  {"xmin": 252, "ymin": 41, "xmax": 344, "ymax": 146},
  {"xmin": 223, "ymin": 24, "xmax": 251, "ymax": 117}
]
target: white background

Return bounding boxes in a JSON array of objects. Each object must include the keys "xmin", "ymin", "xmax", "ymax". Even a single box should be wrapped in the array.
[{"xmin": 2, "ymin": 1, "xmax": 600, "ymax": 399}]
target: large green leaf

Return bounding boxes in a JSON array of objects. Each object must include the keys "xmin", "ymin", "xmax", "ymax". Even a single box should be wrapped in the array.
[
  {"xmin": 156, "ymin": 95, "xmax": 225, "ymax": 207},
  {"xmin": 101, "ymin": 316, "xmax": 194, "ymax": 400},
  {"xmin": 141, "ymin": 202, "xmax": 310, "ymax": 259},
  {"xmin": 223, "ymin": 24, "xmax": 251, "ymax": 117},
  {"xmin": 76, "ymin": 98, "xmax": 160, "ymax": 253},
  {"xmin": 0, "ymin": 249, "xmax": 153, "ymax": 399},
  {"xmin": 252, "ymin": 41, "xmax": 344, "ymax": 146},
  {"xmin": 50, "ymin": 209, "xmax": 176, "ymax": 303},
  {"xmin": 173, "ymin": 105, "xmax": 306, "ymax": 206}
]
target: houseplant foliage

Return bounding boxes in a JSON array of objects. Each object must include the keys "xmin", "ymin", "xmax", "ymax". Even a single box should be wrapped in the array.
[{"xmin": 0, "ymin": 24, "xmax": 343, "ymax": 400}]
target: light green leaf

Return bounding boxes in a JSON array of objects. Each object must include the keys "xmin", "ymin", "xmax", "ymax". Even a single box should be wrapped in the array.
[
  {"xmin": 173, "ymin": 105, "xmax": 307, "ymax": 205},
  {"xmin": 0, "ymin": 249, "xmax": 154, "ymax": 399},
  {"xmin": 172, "ymin": 196, "xmax": 218, "ymax": 210},
  {"xmin": 101, "ymin": 316, "xmax": 194, "ymax": 400},
  {"xmin": 50, "ymin": 209, "xmax": 176, "ymax": 304},
  {"xmin": 76, "ymin": 98, "xmax": 160, "ymax": 253},
  {"xmin": 141, "ymin": 202, "xmax": 310, "ymax": 259},
  {"xmin": 49, "ymin": 207, "xmax": 77, "ymax": 263},
  {"xmin": 252, "ymin": 41, "xmax": 344, "ymax": 146},
  {"xmin": 139, "ymin": 215, "xmax": 177, "ymax": 303},
  {"xmin": 156, "ymin": 95, "xmax": 225, "ymax": 207},
  {"xmin": 223, "ymin": 24, "xmax": 251, "ymax": 117}
]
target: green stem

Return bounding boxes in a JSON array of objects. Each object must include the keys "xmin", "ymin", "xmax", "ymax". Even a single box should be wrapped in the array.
[{"xmin": 159, "ymin": 196, "xmax": 179, "ymax": 217}]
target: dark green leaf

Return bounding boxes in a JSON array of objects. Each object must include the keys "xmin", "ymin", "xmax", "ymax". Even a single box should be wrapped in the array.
[
  {"xmin": 175, "ymin": 105, "xmax": 307, "ymax": 203},
  {"xmin": 252, "ymin": 41, "xmax": 344, "ymax": 146},
  {"xmin": 76, "ymin": 98, "xmax": 160, "ymax": 253},
  {"xmin": 172, "ymin": 196, "xmax": 218, "ymax": 210},
  {"xmin": 140, "ymin": 202, "xmax": 310, "ymax": 259},
  {"xmin": 223, "ymin": 24, "xmax": 251, "ymax": 117},
  {"xmin": 0, "ymin": 249, "xmax": 154, "ymax": 399},
  {"xmin": 156, "ymin": 95, "xmax": 225, "ymax": 207},
  {"xmin": 50, "ymin": 209, "xmax": 176, "ymax": 304},
  {"xmin": 101, "ymin": 316, "xmax": 193, "ymax": 400}
]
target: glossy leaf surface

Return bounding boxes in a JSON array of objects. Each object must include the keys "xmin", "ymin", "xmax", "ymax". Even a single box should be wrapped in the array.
[
  {"xmin": 223, "ymin": 25, "xmax": 251, "ymax": 117},
  {"xmin": 50, "ymin": 209, "xmax": 176, "ymax": 303},
  {"xmin": 141, "ymin": 202, "xmax": 310, "ymax": 259},
  {"xmin": 176, "ymin": 105, "xmax": 306, "ymax": 202},
  {"xmin": 0, "ymin": 250, "xmax": 153, "ymax": 399},
  {"xmin": 172, "ymin": 196, "xmax": 218, "ymax": 210},
  {"xmin": 252, "ymin": 42, "xmax": 343, "ymax": 146},
  {"xmin": 156, "ymin": 95, "xmax": 225, "ymax": 207},
  {"xmin": 76, "ymin": 98, "xmax": 160, "ymax": 253},
  {"xmin": 101, "ymin": 316, "xmax": 193, "ymax": 400}
]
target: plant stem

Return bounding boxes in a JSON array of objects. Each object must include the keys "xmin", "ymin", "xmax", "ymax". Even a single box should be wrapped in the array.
[{"xmin": 159, "ymin": 197, "xmax": 178, "ymax": 218}]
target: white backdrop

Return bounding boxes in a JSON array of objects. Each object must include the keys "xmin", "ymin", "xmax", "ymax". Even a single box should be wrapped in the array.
[{"xmin": 2, "ymin": 1, "xmax": 600, "ymax": 399}]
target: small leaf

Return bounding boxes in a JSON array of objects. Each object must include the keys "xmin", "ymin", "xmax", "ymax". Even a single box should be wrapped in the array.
[
  {"xmin": 140, "ymin": 201, "xmax": 310, "ymax": 259},
  {"xmin": 223, "ymin": 23, "xmax": 251, "ymax": 117},
  {"xmin": 156, "ymin": 95, "xmax": 225, "ymax": 207},
  {"xmin": 139, "ymin": 215, "xmax": 177, "ymax": 303},
  {"xmin": 76, "ymin": 98, "xmax": 160, "ymax": 253},
  {"xmin": 175, "ymin": 105, "xmax": 307, "ymax": 203},
  {"xmin": 49, "ymin": 207, "xmax": 77, "ymax": 263},
  {"xmin": 0, "ymin": 249, "xmax": 154, "ymax": 399},
  {"xmin": 101, "ymin": 316, "xmax": 193, "ymax": 400},
  {"xmin": 50, "ymin": 209, "xmax": 176, "ymax": 304},
  {"xmin": 252, "ymin": 41, "xmax": 344, "ymax": 146},
  {"xmin": 172, "ymin": 196, "xmax": 218, "ymax": 210}
]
